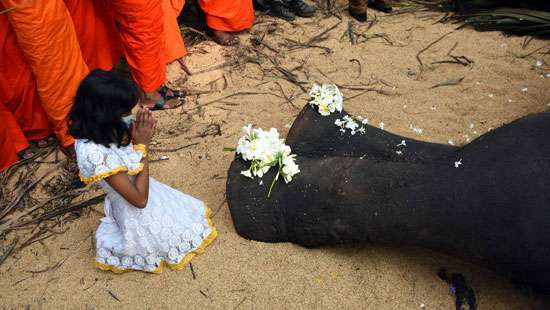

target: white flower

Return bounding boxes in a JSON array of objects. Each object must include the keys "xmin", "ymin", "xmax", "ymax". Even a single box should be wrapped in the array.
[
  {"xmin": 309, "ymin": 84, "xmax": 343, "ymax": 116},
  {"xmin": 454, "ymin": 158, "xmax": 463, "ymax": 168},
  {"xmin": 362, "ymin": 118, "xmax": 369, "ymax": 124},
  {"xmin": 281, "ymin": 155, "xmax": 300, "ymax": 183},
  {"xmin": 397, "ymin": 140, "xmax": 406, "ymax": 147},
  {"xmin": 396, "ymin": 150, "xmax": 403, "ymax": 155},
  {"xmin": 241, "ymin": 169, "xmax": 253, "ymax": 178},
  {"xmin": 318, "ymin": 103, "xmax": 331, "ymax": 116},
  {"xmin": 358, "ymin": 127, "xmax": 366, "ymax": 134},
  {"xmin": 334, "ymin": 119, "xmax": 343, "ymax": 126},
  {"xmin": 448, "ymin": 140, "xmax": 455, "ymax": 145},
  {"xmin": 241, "ymin": 124, "xmax": 253, "ymax": 137},
  {"xmin": 379, "ymin": 122, "xmax": 385, "ymax": 130}
]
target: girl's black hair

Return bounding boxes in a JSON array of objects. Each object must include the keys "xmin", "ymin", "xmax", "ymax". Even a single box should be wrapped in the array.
[{"xmin": 69, "ymin": 69, "xmax": 140, "ymax": 147}]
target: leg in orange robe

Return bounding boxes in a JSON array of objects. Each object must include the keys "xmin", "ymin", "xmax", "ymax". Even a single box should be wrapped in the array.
[
  {"xmin": 0, "ymin": 11, "xmax": 52, "ymax": 172},
  {"xmin": 1, "ymin": 0, "xmax": 89, "ymax": 148},
  {"xmin": 0, "ymin": 103, "xmax": 24, "ymax": 173},
  {"xmin": 63, "ymin": 0, "xmax": 124, "ymax": 71},
  {"xmin": 198, "ymin": 0, "xmax": 254, "ymax": 32},
  {"xmin": 162, "ymin": 0, "xmax": 187, "ymax": 64},
  {"xmin": 108, "ymin": 0, "xmax": 166, "ymax": 92}
]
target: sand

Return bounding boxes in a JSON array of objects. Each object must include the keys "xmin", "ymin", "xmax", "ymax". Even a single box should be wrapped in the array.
[{"xmin": 1, "ymin": 4, "xmax": 550, "ymax": 309}]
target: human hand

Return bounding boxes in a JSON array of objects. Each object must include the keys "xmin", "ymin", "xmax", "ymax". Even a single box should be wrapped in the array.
[{"xmin": 132, "ymin": 107, "xmax": 157, "ymax": 146}]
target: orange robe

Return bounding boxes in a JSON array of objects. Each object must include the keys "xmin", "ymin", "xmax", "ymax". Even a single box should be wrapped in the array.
[
  {"xmin": 109, "ymin": 0, "xmax": 163, "ymax": 93},
  {"xmin": 63, "ymin": 0, "xmax": 123, "ymax": 71},
  {"xmin": 65, "ymin": 0, "xmax": 185, "ymax": 92},
  {"xmin": 1, "ymin": 0, "xmax": 89, "ymax": 148},
  {"xmin": 0, "ymin": 11, "xmax": 52, "ymax": 172},
  {"xmin": 199, "ymin": 0, "xmax": 254, "ymax": 32},
  {"xmin": 162, "ymin": 0, "xmax": 187, "ymax": 64}
]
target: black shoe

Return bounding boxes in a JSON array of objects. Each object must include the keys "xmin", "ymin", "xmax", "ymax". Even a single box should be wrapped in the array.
[
  {"xmin": 369, "ymin": 0, "xmax": 392, "ymax": 13},
  {"xmin": 269, "ymin": 2, "xmax": 296, "ymax": 21},
  {"xmin": 287, "ymin": 0, "xmax": 315, "ymax": 17},
  {"xmin": 349, "ymin": 7, "xmax": 367, "ymax": 22}
]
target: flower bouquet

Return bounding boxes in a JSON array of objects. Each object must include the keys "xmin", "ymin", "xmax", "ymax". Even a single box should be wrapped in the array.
[{"xmin": 233, "ymin": 124, "xmax": 300, "ymax": 197}]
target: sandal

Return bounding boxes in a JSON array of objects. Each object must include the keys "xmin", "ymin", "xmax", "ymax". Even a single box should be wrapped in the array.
[
  {"xmin": 31, "ymin": 136, "xmax": 56, "ymax": 148},
  {"xmin": 61, "ymin": 144, "xmax": 76, "ymax": 159},
  {"xmin": 142, "ymin": 86, "xmax": 186, "ymax": 111},
  {"xmin": 148, "ymin": 86, "xmax": 186, "ymax": 111},
  {"xmin": 17, "ymin": 148, "xmax": 35, "ymax": 160}
]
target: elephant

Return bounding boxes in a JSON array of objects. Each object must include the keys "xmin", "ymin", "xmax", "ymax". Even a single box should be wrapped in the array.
[{"xmin": 226, "ymin": 104, "xmax": 550, "ymax": 292}]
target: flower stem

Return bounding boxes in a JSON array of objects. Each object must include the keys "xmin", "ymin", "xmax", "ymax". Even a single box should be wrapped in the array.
[{"xmin": 267, "ymin": 170, "xmax": 280, "ymax": 198}]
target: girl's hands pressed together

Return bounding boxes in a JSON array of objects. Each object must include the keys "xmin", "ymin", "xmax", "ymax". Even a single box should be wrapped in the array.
[{"xmin": 132, "ymin": 107, "xmax": 157, "ymax": 146}]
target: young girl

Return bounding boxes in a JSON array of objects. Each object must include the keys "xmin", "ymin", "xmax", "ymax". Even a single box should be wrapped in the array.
[{"xmin": 69, "ymin": 70, "xmax": 216, "ymax": 273}]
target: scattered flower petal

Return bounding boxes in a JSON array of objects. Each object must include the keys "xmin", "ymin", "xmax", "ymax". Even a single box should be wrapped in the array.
[{"xmin": 454, "ymin": 158, "xmax": 462, "ymax": 168}]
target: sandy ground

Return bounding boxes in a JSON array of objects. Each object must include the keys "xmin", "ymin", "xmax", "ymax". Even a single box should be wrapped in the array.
[{"xmin": 2, "ymin": 3, "xmax": 550, "ymax": 309}]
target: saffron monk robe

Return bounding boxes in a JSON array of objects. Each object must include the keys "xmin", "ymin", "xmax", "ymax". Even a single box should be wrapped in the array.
[
  {"xmin": 0, "ymin": 9, "xmax": 54, "ymax": 172},
  {"xmin": 1, "ymin": 0, "xmax": 89, "ymax": 158}
]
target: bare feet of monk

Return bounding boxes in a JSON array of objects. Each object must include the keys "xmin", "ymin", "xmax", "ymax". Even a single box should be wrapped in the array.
[{"xmin": 210, "ymin": 29, "xmax": 240, "ymax": 46}]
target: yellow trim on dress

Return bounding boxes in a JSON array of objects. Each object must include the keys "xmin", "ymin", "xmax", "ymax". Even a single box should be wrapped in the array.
[
  {"xmin": 80, "ymin": 163, "xmax": 145, "ymax": 185},
  {"xmin": 132, "ymin": 144, "xmax": 148, "ymax": 158},
  {"xmin": 95, "ymin": 205, "xmax": 217, "ymax": 274}
]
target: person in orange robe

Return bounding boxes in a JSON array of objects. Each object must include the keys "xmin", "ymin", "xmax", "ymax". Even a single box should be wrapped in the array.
[
  {"xmin": 199, "ymin": 0, "xmax": 254, "ymax": 46},
  {"xmin": 106, "ymin": 0, "xmax": 188, "ymax": 109},
  {"xmin": 0, "ymin": 9, "xmax": 53, "ymax": 172},
  {"xmin": 1, "ymin": 0, "xmax": 89, "ymax": 153},
  {"xmin": 63, "ymin": 0, "xmax": 123, "ymax": 71}
]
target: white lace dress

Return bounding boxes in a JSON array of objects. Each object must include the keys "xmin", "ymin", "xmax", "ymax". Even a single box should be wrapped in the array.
[{"xmin": 75, "ymin": 139, "xmax": 216, "ymax": 273}]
